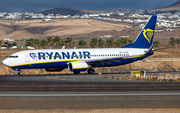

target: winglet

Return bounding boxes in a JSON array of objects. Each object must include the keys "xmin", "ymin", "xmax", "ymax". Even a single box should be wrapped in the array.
[{"xmin": 62, "ymin": 46, "xmax": 65, "ymax": 49}]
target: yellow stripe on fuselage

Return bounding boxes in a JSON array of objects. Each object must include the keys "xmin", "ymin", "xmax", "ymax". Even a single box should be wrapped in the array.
[
  {"xmin": 122, "ymin": 55, "xmax": 145, "ymax": 59},
  {"xmin": 10, "ymin": 54, "xmax": 147, "ymax": 67},
  {"xmin": 10, "ymin": 59, "xmax": 94, "ymax": 67}
]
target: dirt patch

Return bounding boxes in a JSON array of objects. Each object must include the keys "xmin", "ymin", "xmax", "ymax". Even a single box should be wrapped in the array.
[{"xmin": 0, "ymin": 109, "xmax": 180, "ymax": 113}]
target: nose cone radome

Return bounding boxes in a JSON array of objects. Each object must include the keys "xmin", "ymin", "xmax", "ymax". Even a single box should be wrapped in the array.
[{"xmin": 2, "ymin": 59, "xmax": 9, "ymax": 66}]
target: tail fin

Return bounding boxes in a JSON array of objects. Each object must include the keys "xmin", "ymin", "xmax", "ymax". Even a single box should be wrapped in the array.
[{"xmin": 121, "ymin": 15, "xmax": 157, "ymax": 49}]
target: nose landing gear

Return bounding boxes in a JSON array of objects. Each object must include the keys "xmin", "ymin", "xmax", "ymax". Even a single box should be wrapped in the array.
[{"xmin": 18, "ymin": 71, "xmax": 22, "ymax": 75}]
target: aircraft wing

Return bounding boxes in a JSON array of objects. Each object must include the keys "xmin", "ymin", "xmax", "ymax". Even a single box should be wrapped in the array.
[{"xmin": 85, "ymin": 54, "xmax": 145, "ymax": 66}]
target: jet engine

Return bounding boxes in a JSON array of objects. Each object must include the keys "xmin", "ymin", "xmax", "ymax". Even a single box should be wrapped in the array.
[{"xmin": 68, "ymin": 61, "xmax": 88, "ymax": 71}]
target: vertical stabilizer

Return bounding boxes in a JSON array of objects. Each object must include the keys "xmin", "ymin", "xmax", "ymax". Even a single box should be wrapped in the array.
[{"xmin": 121, "ymin": 15, "xmax": 157, "ymax": 49}]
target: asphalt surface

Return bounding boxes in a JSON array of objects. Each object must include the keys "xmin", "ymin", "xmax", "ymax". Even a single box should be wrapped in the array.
[
  {"xmin": 0, "ymin": 74, "xmax": 127, "ymax": 83},
  {"xmin": 0, "ymin": 91, "xmax": 180, "ymax": 109},
  {"xmin": 0, "ymin": 72, "xmax": 180, "ymax": 109},
  {"xmin": 1, "ymin": 71, "xmax": 179, "ymax": 83}
]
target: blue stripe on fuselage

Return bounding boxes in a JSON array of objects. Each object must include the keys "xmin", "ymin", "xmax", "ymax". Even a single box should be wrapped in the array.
[{"xmin": 11, "ymin": 54, "xmax": 149, "ymax": 69}]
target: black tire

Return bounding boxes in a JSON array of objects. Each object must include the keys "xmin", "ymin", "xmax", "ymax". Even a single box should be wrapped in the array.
[
  {"xmin": 73, "ymin": 71, "xmax": 80, "ymax": 74},
  {"xmin": 88, "ymin": 69, "xmax": 95, "ymax": 74},
  {"xmin": 18, "ymin": 72, "xmax": 22, "ymax": 75}
]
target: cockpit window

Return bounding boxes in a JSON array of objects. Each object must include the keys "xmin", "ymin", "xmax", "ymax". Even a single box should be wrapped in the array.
[{"xmin": 9, "ymin": 56, "xmax": 18, "ymax": 58}]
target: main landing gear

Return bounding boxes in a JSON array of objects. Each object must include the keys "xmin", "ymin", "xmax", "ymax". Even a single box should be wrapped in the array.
[
  {"xmin": 73, "ymin": 68, "xmax": 95, "ymax": 74},
  {"xmin": 73, "ymin": 71, "xmax": 80, "ymax": 74},
  {"xmin": 88, "ymin": 68, "xmax": 95, "ymax": 74}
]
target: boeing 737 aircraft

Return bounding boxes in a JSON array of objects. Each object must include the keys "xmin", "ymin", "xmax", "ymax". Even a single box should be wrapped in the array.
[{"xmin": 2, "ymin": 15, "xmax": 157, "ymax": 75}]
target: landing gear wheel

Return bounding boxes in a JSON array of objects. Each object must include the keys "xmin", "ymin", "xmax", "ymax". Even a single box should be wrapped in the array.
[
  {"xmin": 73, "ymin": 71, "xmax": 80, "ymax": 74},
  {"xmin": 88, "ymin": 68, "xmax": 95, "ymax": 74},
  {"xmin": 18, "ymin": 72, "xmax": 22, "ymax": 75}
]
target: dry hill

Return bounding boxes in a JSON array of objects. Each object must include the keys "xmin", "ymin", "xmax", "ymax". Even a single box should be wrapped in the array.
[
  {"xmin": 0, "ymin": 19, "xmax": 125, "ymax": 40},
  {"xmin": 0, "ymin": 19, "xmax": 180, "ymax": 44},
  {"xmin": 151, "ymin": 0, "xmax": 180, "ymax": 11},
  {"xmin": 40, "ymin": 7, "xmax": 93, "ymax": 15},
  {"xmin": 40, "ymin": 7, "xmax": 122, "ymax": 15}
]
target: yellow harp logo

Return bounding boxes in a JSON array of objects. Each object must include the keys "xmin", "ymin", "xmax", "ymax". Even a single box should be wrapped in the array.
[{"xmin": 143, "ymin": 29, "xmax": 154, "ymax": 43}]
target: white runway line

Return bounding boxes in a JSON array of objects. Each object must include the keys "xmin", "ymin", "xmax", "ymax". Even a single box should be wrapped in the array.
[{"xmin": 1, "ymin": 92, "xmax": 180, "ymax": 96}]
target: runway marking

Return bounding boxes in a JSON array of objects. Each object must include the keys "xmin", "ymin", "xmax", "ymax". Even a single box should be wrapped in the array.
[
  {"xmin": 46, "ymin": 76, "xmax": 100, "ymax": 82},
  {"xmin": 1, "ymin": 93, "xmax": 180, "ymax": 96}
]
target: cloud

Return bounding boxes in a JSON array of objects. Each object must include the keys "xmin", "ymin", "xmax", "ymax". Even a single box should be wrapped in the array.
[{"xmin": 0, "ymin": 0, "xmax": 178, "ymax": 12}]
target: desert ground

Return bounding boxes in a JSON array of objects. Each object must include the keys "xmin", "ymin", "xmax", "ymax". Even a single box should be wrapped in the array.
[
  {"xmin": 0, "ymin": 48, "xmax": 180, "ymax": 75},
  {"xmin": 0, "ymin": 109, "xmax": 180, "ymax": 113},
  {"xmin": 0, "ymin": 19, "xmax": 125, "ymax": 40},
  {"xmin": 0, "ymin": 19, "xmax": 180, "ymax": 44}
]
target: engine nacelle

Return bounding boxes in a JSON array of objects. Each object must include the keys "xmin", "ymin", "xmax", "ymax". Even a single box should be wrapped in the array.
[
  {"xmin": 68, "ymin": 61, "xmax": 88, "ymax": 71},
  {"xmin": 45, "ymin": 68, "xmax": 64, "ymax": 72}
]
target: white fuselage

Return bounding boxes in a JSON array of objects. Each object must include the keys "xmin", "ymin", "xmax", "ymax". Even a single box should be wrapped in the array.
[{"xmin": 3, "ymin": 48, "xmax": 147, "ymax": 68}]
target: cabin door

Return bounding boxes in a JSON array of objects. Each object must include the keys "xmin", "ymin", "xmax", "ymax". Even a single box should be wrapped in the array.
[
  {"xmin": 25, "ymin": 53, "xmax": 30, "ymax": 62},
  {"xmin": 133, "ymin": 50, "xmax": 137, "ymax": 60}
]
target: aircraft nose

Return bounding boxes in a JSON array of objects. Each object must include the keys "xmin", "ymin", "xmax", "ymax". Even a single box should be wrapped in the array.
[{"xmin": 2, "ymin": 59, "xmax": 9, "ymax": 66}]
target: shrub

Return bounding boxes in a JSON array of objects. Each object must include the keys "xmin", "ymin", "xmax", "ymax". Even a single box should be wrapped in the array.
[
  {"xmin": 111, "ymin": 76, "xmax": 115, "ymax": 79},
  {"xmin": 151, "ymin": 77, "xmax": 158, "ymax": 81},
  {"xmin": 104, "ymin": 76, "xmax": 108, "ymax": 78},
  {"xmin": 116, "ymin": 77, "xmax": 120, "ymax": 80},
  {"xmin": 163, "ymin": 79, "xmax": 167, "ymax": 82},
  {"xmin": 169, "ymin": 79, "xmax": 174, "ymax": 82}
]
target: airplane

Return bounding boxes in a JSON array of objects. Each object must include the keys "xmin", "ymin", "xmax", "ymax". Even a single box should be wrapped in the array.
[{"xmin": 2, "ymin": 15, "xmax": 157, "ymax": 75}]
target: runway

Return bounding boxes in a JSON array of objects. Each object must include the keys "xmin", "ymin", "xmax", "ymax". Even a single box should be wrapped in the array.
[
  {"xmin": 0, "ymin": 72, "xmax": 180, "ymax": 92},
  {"xmin": 0, "ymin": 91, "xmax": 180, "ymax": 109},
  {"xmin": 0, "ymin": 71, "xmax": 179, "ymax": 83},
  {"xmin": 1, "ymin": 91, "xmax": 180, "ymax": 96},
  {"xmin": 0, "ymin": 72, "xmax": 180, "ymax": 109}
]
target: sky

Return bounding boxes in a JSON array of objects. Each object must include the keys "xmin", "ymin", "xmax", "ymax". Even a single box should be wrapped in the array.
[{"xmin": 0, "ymin": 0, "xmax": 179, "ymax": 13}]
